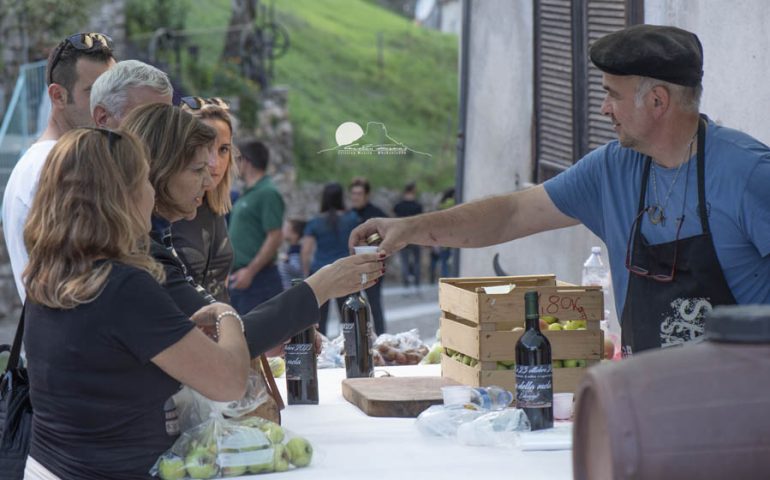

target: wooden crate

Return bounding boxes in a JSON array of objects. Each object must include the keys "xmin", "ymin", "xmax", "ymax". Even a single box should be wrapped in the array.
[{"xmin": 438, "ymin": 275, "xmax": 604, "ymax": 393}]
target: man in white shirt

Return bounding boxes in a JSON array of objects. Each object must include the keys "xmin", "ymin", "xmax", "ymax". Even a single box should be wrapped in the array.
[{"xmin": 2, "ymin": 33, "xmax": 115, "ymax": 301}]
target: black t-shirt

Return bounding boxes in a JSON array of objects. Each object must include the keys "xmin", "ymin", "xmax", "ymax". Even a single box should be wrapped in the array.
[
  {"xmin": 393, "ymin": 199, "xmax": 423, "ymax": 218},
  {"xmin": 354, "ymin": 202, "xmax": 388, "ymax": 223},
  {"xmin": 24, "ymin": 263, "xmax": 195, "ymax": 479},
  {"xmin": 171, "ymin": 203, "xmax": 234, "ymax": 303}
]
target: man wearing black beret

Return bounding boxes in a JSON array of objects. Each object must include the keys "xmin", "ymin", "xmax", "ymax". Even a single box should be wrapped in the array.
[{"xmin": 350, "ymin": 24, "xmax": 770, "ymax": 356}]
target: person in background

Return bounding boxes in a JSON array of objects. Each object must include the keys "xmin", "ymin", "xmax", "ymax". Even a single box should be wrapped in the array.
[
  {"xmin": 90, "ymin": 59, "xmax": 173, "ymax": 129},
  {"xmin": 302, "ymin": 182, "xmax": 362, "ymax": 335},
  {"xmin": 349, "ymin": 177, "xmax": 387, "ymax": 334},
  {"xmin": 22, "ymin": 128, "xmax": 248, "ymax": 479},
  {"xmin": 2, "ymin": 32, "xmax": 115, "ymax": 301},
  {"xmin": 228, "ymin": 139, "xmax": 285, "ymax": 314},
  {"xmin": 393, "ymin": 181, "xmax": 424, "ymax": 292},
  {"xmin": 278, "ymin": 218, "xmax": 306, "ymax": 290},
  {"xmin": 430, "ymin": 187, "xmax": 455, "ymax": 283},
  {"xmin": 172, "ymin": 96, "xmax": 236, "ymax": 302}
]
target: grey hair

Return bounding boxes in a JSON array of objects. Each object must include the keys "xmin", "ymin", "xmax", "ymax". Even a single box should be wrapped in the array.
[
  {"xmin": 90, "ymin": 60, "xmax": 173, "ymax": 119},
  {"xmin": 634, "ymin": 76, "xmax": 702, "ymax": 113}
]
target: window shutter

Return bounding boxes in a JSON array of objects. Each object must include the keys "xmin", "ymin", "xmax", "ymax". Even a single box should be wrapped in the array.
[
  {"xmin": 534, "ymin": 0, "xmax": 576, "ymax": 181},
  {"xmin": 584, "ymin": 0, "xmax": 631, "ymax": 151},
  {"xmin": 534, "ymin": 0, "xmax": 643, "ymax": 182}
]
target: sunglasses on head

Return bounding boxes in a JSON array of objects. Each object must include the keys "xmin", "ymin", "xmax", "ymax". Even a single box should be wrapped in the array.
[
  {"xmin": 48, "ymin": 33, "xmax": 113, "ymax": 86},
  {"xmin": 179, "ymin": 96, "xmax": 229, "ymax": 110}
]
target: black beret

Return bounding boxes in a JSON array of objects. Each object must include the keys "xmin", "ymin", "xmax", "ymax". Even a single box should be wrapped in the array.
[{"xmin": 589, "ymin": 24, "xmax": 703, "ymax": 87}]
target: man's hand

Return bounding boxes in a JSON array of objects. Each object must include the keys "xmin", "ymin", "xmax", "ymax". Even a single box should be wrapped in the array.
[
  {"xmin": 304, "ymin": 253, "xmax": 385, "ymax": 307},
  {"xmin": 229, "ymin": 267, "xmax": 255, "ymax": 290},
  {"xmin": 348, "ymin": 217, "xmax": 411, "ymax": 256}
]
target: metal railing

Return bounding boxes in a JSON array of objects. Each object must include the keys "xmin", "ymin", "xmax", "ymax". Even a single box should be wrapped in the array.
[{"xmin": 0, "ymin": 60, "xmax": 49, "ymax": 202}]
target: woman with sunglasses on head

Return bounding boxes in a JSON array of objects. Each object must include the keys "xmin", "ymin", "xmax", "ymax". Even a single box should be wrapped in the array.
[
  {"xmin": 168, "ymin": 97, "xmax": 236, "ymax": 303},
  {"xmin": 121, "ymin": 103, "xmax": 385, "ymax": 360},
  {"xmin": 22, "ymin": 128, "xmax": 249, "ymax": 479}
]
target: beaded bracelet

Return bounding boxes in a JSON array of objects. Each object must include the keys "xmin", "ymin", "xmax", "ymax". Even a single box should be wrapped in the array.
[{"xmin": 215, "ymin": 310, "xmax": 244, "ymax": 339}]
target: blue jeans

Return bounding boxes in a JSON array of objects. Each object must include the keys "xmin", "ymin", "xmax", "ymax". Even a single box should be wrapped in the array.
[
  {"xmin": 229, "ymin": 264, "xmax": 283, "ymax": 315},
  {"xmin": 400, "ymin": 245, "xmax": 421, "ymax": 287}
]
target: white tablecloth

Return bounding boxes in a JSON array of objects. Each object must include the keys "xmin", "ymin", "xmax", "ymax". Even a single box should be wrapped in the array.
[{"xmin": 236, "ymin": 364, "xmax": 572, "ymax": 480}]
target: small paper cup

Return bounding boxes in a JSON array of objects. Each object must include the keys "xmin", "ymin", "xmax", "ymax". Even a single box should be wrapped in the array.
[
  {"xmin": 441, "ymin": 385, "xmax": 472, "ymax": 407},
  {"xmin": 553, "ymin": 392, "xmax": 574, "ymax": 420},
  {"xmin": 353, "ymin": 246, "xmax": 379, "ymax": 255}
]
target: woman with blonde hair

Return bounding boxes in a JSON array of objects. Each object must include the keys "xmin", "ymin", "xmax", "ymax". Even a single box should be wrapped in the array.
[
  {"xmin": 172, "ymin": 96, "xmax": 236, "ymax": 302},
  {"xmin": 122, "ymin": 103, "xmax": 386, "ymax": 360},
  {"xmin": 22, "ymin": 128, "xmax": 249, "ymax": 479}
]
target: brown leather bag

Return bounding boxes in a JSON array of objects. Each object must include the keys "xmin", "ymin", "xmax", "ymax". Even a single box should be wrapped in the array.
[{"xmin": 243, "ymin": 354, "xmax": 285, "ymax": 424}]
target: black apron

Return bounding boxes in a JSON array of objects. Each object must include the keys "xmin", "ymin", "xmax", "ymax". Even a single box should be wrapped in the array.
[{"xmin": 621, "ymin": 117, "xmax": 736, "ymax": 355}]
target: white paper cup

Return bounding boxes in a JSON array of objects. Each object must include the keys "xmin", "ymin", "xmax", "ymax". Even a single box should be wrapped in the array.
[
  {"xmin": 553, "ymin": 392, "xmax": 574, "ymax": 420},
  {"xmin": 441, "ymin": 386, "xmax": 472, "ymax": 406},
  {"xmin": 353, "ymin": 245, "xmax": 379, "ymax": 255}
]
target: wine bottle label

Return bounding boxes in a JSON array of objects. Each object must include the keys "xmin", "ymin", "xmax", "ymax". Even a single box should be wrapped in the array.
[
  {"xmin": 285, "ymin": 343, "xmax": 314, "ymax": 380},
  {"xmin": 342, "ymin": 322, "xmax": 357, "ymax": 357},
  {"xmin": 515, "ymin": 364, "xmax": 553, "ymax": 408}
]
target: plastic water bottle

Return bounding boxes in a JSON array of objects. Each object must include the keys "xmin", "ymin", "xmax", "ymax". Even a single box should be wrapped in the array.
[
  {"xmin": 471, "ymin": 386, "xmax": 514, "ymax": 410},
  {"xmin": 582, "ymin": 246, "xmax": 620, "ymax": 359}
]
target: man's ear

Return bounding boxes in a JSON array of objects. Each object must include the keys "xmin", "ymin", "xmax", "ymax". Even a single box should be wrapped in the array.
[
  {"xmin": 649, "ymin": 85, "xmax": 671, "ymax": 118},
  {"xmin": 48, "ymin": 83, "xmax": 68, "ymax": 110},
  {"xmin": 92, "ymin": 104, "xmax": 109, "ymax": 128}
]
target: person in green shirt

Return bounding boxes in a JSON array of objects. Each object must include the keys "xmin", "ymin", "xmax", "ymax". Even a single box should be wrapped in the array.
[{"xmin": 228, "ymin": 138, "xmax": 285, "ymax": 315}]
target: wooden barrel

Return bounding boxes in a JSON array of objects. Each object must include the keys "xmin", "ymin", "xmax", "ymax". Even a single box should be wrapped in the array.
[{"xmin": 573, "ymin": 305, "xmax": 770, "ymax": 480}]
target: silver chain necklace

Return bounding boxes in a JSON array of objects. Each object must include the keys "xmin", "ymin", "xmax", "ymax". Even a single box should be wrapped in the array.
[{"xmin": 647, "ymin": 134, "xmax": 696, "ymax": 226}]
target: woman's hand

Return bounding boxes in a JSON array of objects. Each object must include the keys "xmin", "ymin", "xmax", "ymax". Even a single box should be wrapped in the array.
[
  {"xmin": 191, "ymin": 302, "xmax": 238, "ymax": 339},
  {"xmin": 304, "ymin": 253, "xmax": 385, "ymax": 307}
]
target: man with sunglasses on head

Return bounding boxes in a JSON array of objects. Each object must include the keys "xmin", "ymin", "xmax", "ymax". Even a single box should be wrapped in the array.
[
  {"xmin": 351, "ymin": 25, "xmax": 770, "ymax": 357},
  {"xmin": 2, "ymin": 32, "xmax": 115, "ymax": 301}
]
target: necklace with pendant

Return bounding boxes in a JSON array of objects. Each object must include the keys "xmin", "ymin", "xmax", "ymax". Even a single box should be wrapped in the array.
[{"xmin": 647, "ymin": 133, "xmax": 696, "ymax": 226}]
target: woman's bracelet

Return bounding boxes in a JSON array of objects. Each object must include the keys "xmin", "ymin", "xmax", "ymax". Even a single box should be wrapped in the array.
[{"xmin": 215, "ymin": 310, "xmax": 244, "ymax": 339}]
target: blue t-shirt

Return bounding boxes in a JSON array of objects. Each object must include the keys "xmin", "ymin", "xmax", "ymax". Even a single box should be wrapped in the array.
[
  {"xmin": 304, "ymin": 210, "xmax": 361, "ymax": 273},
  {"xmin": 545, "ymin": 118, "xmax": 770, "ymax": 315}
]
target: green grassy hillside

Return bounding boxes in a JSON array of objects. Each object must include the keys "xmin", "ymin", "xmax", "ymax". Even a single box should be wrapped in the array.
[{"xmin": 184, "ymin": 0, "xmax": 459, "ymax": 191}]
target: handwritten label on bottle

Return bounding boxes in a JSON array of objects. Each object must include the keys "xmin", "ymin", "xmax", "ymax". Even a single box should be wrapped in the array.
[
  {"xmin": 515, "ymin": 364, "xmax": 553, "ymax": 408},
  {"xmin": 285, "ymin": 343, "xmax": 314, "ymax": 380},
  {"xmin": 342, "ymin": 323, "xmax": 357, "ymax": 358}
]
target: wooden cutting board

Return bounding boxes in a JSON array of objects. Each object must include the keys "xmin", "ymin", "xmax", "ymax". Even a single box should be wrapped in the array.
[{"xmin": 341, "ymin": 376, "xmax": 460, "ymax": 417}]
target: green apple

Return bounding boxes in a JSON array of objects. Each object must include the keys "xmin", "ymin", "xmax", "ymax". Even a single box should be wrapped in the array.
[
  {"xmin": 221, "ymin": 465, "xmax": 247, "ymax": 477},
  {"xmin": 552, "ymin": 360, "xmax": 563, "ymax": 368},
  {"xmin": 445, "ymin": 348, "xmax": 457, "ymax": 357},
  {"xmin": 423, "ymin": 343, "xmax": 443, "ymax": 364},
  {"xmin": 185, "ymin": 446, "xmax": 218, "ymax": 479},
  {"xmin": 273, "ymin": 444, "xmax": 291, "ymax": 472},
  {"xmin": 158, "ymin": 453, "xmax": 186, "ymax": 480},
  {"xmin": 547, "ymin": 323, "xmax": 563, "ymax": 331},
  {"xmin": 541, "ymin": 315, "xmax": 559, "ymax": 324},
  {"xmin": 496, "ymin": 362, "xmax": 508, "ymax": 370},
  {"xmin": 499, "ymin": 360, "xmax": 516, "ymax": 368},
  {"xmin": 259, "ymin": 422, "xmax": 285, "ymax": 444},
  {"xmin": 563, "ymin": 321, "xmax": 580, "ymax": 331},
  {"xmin": 286, "ymin": 437, "xmax": 313, "ymax": 468},
  {"xmin": 268, "ymin": 356, "xmax": 285, "ymax": 377},
  {"xmin": 563, "ymin": 359, "xmax": 579, "ymax": 368},
  {"xmin": 576, "ymin": 359, "xmax": 587, "ymax": 367},
  {"xmin": 462, "ymin": 355, "xmax": 474, "ymax": 366}
]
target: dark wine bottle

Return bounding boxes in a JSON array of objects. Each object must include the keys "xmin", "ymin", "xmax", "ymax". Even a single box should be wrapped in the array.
[
  {"xmin": 341, "ymin": 292, "xmax": 374, "ymax": 378},
  {"xmin": 515, "ymin": 290, "xmax": 554, "ymax": 430},
  {"xmin": 285, "ymin": 279, "xmax": 319, "ymax": 405}
]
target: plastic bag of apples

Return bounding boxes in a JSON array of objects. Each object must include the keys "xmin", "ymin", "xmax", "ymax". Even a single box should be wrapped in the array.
[{"xmin": 150, "ymin": 414, "xmax": 314, "ymax": 479}]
